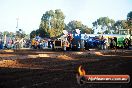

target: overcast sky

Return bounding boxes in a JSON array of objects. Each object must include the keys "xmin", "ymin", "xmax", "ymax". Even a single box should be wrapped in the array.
[{"xmin": 0, "ymin": 0, "xmax": 131, "ymax": 34}]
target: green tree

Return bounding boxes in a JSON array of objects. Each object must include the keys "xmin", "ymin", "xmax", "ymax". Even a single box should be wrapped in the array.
[
  {"xmin": 127, "ymin": 11, "xmax": 132, "ymax": 22},
  {"xmin": 80, "ymin": 24, "xmax": 93, "ymax": 34},
  {"xmin": 127, "ymin": 11, "xmax": 132, "ymax": 35},
  {"xmin": 30, "ymin": 30, "xmax": 36, "ymax": 39},
  {"xmin": 67, "ymin": 20, "xmax": 82, "ymax": 32},
  {"xmin": 40, "ymin": 9, "xmax": 65, "ymax": 38},
  {"xmin": 114, "ymin": 20, "xmax": 128, "ymax": 34},
  {"xmin": 92, "ymin": 17, "xmax": 115, "ymax": 34},
  {"xmin": 66, "ymin": 20, "xmax": 93, "ymax": 34},
  {"xmin": 3, "ymin": 31, "xmax": 9, "ymax": 37},
  {"xmin": 37, "ymin": 27, "xmax": 49, "ymax": 38},
  {"xmin": 9, "ymin": 32, "xmax": 15, "ymax": 39}
]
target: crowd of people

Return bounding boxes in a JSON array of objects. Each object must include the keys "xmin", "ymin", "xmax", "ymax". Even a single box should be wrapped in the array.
[
  {"xmin": 0, "ymin": 36, "xmax": 131, "ymax": 51},
  {"xmin": 0, "ymin": 38, "xmax": 30, "ymax": 49},
  {"xmin": 31, "ymin": 38, "xmax": 48, "ymax": 49}
]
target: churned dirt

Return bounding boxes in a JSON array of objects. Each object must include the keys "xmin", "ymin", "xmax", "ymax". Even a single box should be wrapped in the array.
[{"xmin": 0, "ymin": 49, "xmax": 132, "ymax": 88}]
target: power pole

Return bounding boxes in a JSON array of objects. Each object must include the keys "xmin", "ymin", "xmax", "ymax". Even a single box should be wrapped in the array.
[
  {"xmin": 15, "ymin": 18, "xmax": 19, "ymax": 39},
  {"xmin": 16, "ymin": 18, "xmax": 19, "ymax": 28}
]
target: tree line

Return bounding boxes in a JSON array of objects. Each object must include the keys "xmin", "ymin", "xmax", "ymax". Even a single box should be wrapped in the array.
[
  {"xmin": 0, "ymin": 29, "xmax": 27, "ymax": 39},
  {"xmin": 30, "ymin": 9, "xmax": 132, "ymax": 39}
]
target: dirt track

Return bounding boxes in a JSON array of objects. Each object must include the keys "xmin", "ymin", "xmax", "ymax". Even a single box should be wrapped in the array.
[{"xmin": 0, "ymin": 49, "xmax": 132, "ymax": 88}]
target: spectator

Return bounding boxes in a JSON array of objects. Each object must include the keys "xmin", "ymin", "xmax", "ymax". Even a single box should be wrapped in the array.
[{"xmin": 124, "ymin": 38, "xmax": 129, "ymax": 49}]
